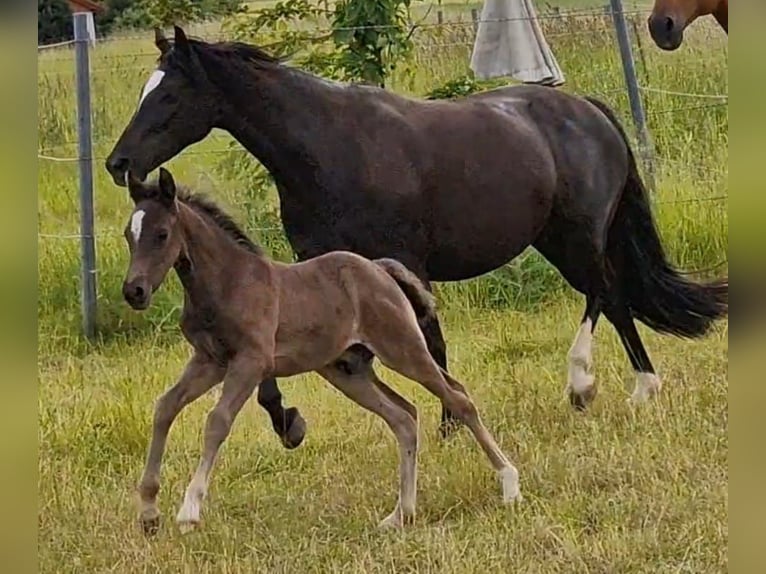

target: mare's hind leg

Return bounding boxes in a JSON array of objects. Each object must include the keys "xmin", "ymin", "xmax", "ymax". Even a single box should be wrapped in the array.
[
  {"xmin": 368, "ymin": 329, "xmax": 521, "ymax": 504},
  {"xmin": 603, "ymin": 301, "xmax": 662, "ymax": 404},
  {"xmin": 566, "ymin": 295, "xmax": 602, "ymax": 410},
  {"xmin": 317, "ymin": 358, "xmax": 419, "ymax": 528},
  {"xmin": 256, "ymin": 377, "xmax": 306, "ymax": 449},
  {"xmin": 534, "ymin": 226, "xmax": 608, "ymax": 410}
]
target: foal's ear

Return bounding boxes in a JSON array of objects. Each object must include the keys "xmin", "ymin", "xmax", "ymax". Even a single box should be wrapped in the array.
[
  {"xmin": 155, "ymin": 28, "xmax": 171, "ymax": 55},
  {"xmin": 127, "ymin": 171, "xmax": 150, "ymax": 204},
  {"xmin": 173, "ymin": 25, "xmax": 191, "ymax": 59},
  {"xmin": 158, "ymin": 167, "xmax": 177, "ymax": 206}
]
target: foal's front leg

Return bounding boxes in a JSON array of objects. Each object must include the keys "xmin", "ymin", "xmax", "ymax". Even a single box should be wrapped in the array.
[
  {"xmin": 138, "ymin": 353, "xmax": 224, "ymax": 535},
  {"xmin": 176, "ymin": 353, "xmax": 265, "ymax": 532}
]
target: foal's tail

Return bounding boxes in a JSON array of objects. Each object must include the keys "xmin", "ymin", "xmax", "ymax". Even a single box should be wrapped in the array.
[
  {"xmin": 374, "ymin": 258, "xmax": 437, "ymax": 322},
  {"xmin": 585, "ymin": 96, "xmax": 728, "ymax": 338}
]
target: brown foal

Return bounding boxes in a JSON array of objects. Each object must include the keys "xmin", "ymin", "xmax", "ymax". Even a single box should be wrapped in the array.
[{"xmin": 122, "ymin": 168, "xmax": 520, "ymax": 534}]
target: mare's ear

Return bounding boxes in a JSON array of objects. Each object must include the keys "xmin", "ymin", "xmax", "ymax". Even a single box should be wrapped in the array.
[
  {"xmin": 155, "ymin": 28, "xmax": 171, "ymax": 55},
  {"xmin": 157, "ymin": 167, "xmax": 177, "ymax": 207},
  {"xmin": 127, "ymin": 171, "xmax": 151, "ymax": 205},
  {"xmin": 173, "ymin": 25, "xmax": 191, "ymax": 60}
]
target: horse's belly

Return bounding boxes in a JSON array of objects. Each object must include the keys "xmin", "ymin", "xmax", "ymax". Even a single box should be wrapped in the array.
[{"xmin": 425, "ymin": 183, "xmax": 552, "ymax": 281}]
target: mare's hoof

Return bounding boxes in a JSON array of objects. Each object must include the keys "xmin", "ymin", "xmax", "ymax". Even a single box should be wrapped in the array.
[
  {"xmin": 568, "ymin": 384, "xmax": 597, "ymax": 411},
  {"xmin": 141, "ymin": 514, "xmax": 161, "ymax": 536},
  {"xmin": 280, "ymin": 407, "xmax": 306, "ymax": 450}
]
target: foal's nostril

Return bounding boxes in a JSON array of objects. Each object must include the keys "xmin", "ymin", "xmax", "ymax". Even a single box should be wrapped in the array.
[{"xmin": 134, "ymin": 285, "xmax": 145, "ymax": 299}]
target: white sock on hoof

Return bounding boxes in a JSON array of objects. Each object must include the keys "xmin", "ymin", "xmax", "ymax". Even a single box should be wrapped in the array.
[
  {"xmin": 567, "ymin": 318, "xmax": 594, "ymax": 396},
  {"xmin": 630, "ymin": 372, "xmax": 662, "ymax": 404},
  {"xmin": 499, "ymin": 466, "xmax": 521, "ymax": 503}
]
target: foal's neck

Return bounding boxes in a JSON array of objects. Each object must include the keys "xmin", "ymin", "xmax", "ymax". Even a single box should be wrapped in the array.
[
  {"xmin": 174, "ymin": 202, "xmax": 269, "ymax": 303},
  {"xmin": 208, "ymin": 60, "xmax": 346, "ymax": 190}
]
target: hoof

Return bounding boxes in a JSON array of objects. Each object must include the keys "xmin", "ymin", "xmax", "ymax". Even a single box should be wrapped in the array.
[
  {"xmin": 568, "ymin": 382, "xmax": 597, "ymax": 411},
  {"xmin": 378, "ymin": 509, "xmax": 413, "ymax": 529},
  {"xmin": 499, "ymin": 466, "xmax": 522, "ymax": 504},
  {"xmin": 280, "ymin": 407, "xmax": 306, "ymax": 450},
  {"xmin": 177, "ymin": 519, "xmax": 199, "ymax": 534},
  {"xmin": 628, "ymin": 373, "xmax": 662, "ymax": 405},
  {"xmin": 140, "ymin": 511, "xmax": 161, "ymax": 536}
]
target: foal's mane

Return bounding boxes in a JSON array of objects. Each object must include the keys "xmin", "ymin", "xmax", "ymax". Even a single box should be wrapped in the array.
[{"xmin": 177, "ymin": 190, "xmax": 264, "ymax": 255}]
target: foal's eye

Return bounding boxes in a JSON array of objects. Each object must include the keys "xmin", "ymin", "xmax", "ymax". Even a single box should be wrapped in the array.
[{"xmin": 156, "ymin": 230, "xmax": 169, "ymax": 244}]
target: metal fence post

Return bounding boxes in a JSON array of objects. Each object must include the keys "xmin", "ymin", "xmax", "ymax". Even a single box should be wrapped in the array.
[
  {"xmin": 608, "ymin": 0, "xmax": 656, "ymax": 191},
  {"xmin": 74, "ymin": 12, "xmax": 98, "ymax": 340}
]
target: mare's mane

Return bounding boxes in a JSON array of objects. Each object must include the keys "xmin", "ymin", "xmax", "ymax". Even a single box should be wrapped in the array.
[{"xmin": 164, "ymin": 37, "xmax": 285, "ymax": 70}]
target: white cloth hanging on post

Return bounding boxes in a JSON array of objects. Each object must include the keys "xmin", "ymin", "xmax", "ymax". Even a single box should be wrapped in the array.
[{"xmin": 470, "ymin": 0, "xmax": 565, "ymax": 86}]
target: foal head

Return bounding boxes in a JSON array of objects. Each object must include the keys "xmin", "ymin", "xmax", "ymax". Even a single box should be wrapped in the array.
[{"xmin": 122, "ymin": 168, "xmax": 184, "ymax": 310}]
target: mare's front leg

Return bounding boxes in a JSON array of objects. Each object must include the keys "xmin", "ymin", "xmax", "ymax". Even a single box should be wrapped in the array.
[
  {"xmin": 138, "ymin": 352, "xmax": 225, "ymax": 535},
  {"xmin": 176, "ymin": 353, "xmax": 266, "ymax": 532},
  {"xmin": 256, "ymin": 377, "xmax": 306, "ymax": 449}
]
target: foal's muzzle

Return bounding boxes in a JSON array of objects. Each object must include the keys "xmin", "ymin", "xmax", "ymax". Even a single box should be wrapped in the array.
[
  {"xmin": 123, "ymin": 278, "xmax": 151, "ymax": 310},
  {"xmin": 648, "ymin": 14, "xmax": 683, "ymax": 51}
]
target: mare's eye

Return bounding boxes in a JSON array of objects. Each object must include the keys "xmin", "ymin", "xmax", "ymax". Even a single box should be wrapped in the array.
[{"xmin": 156, "ymin": 230, "xmax": 169, "ymax": 244}]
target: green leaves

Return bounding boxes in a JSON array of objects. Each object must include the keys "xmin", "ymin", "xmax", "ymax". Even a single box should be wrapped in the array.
[{"xmin": 331, "ymin": 0, "xmax": 417, "ymax": 87}]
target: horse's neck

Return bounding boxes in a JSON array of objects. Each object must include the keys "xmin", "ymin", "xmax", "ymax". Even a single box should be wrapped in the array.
[
  {"xmin": 174, "ymin": 204, "xmax": 266, "ymax": 301},
  {"xmin": 214, "ymin": 64, "xmax": 344, "ymax": 189},
  {"xmin": 713, "ymin": 0, "xmax": 727, "ymax": 32}
]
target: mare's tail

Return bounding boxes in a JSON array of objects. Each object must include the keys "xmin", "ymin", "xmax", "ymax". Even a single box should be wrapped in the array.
[
  {"xmin": 585, "ymin": 96, "xmax": 728, "ymax": 338},
  {"xmin": 374, "ymin": 258, "xmax": 437, "ymax": 322}
]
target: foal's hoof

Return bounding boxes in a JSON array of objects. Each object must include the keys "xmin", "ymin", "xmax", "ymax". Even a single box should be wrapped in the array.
[
  {"xmin": 568, "ymin": 384, "xmax": 598, "ymax": 411},
  {"xmin": 280, "ymin": 407, "xmax": 306, "ymax": 450},
  {"xmin": 140, "ymin": 512, "xmax": 161, "ymax": 536},
  {"xmin": 177, "ymin": 519, "xmax": 199, "ymax": 534},
  {"xmin": 378, "ymin": 510, "xmax": 413, "ymax": 529}
]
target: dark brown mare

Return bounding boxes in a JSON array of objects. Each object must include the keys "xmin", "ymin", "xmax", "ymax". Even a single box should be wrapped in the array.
[
  {"xmin": 122, "ymin": 168, "xmax": 520, "ymax": 532},
  {"xmin": 648, "ymin": 0, "xmax": 728, "ymax": 50},
  {"xmin": 106, "ymin": 27, "xmax": 728, "ymax": 450}
]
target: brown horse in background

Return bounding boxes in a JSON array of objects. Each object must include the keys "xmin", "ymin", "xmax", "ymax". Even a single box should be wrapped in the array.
[
  {"xmin": 123, "ymin": 168, "xmax": 520, "ymax": 533},
  {"xmin": 648, "ymin": 0, "xmax": 728, "ymax": 50}
]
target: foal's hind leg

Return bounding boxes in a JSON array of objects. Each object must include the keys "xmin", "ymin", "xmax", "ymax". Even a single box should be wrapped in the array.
[
  {"xmin": 317, "ymin": 360, "xmax": 419, "ymax": 528},
  {"xmin": 369, "ymin": 332, "xmax": 520, "ymax": 504}
]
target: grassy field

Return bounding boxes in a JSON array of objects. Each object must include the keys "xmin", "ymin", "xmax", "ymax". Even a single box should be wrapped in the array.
[{"xmin": 38, "ymin": 4, "xmax": 727, "ymax": 572}]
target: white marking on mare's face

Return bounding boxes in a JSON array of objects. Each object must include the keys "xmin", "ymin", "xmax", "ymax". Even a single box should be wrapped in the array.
[
  {"xmin": 139, "ymin": 70, "xmax": 166, "ymax": 106},
  {"xmin": 131, "ymin": 210, "xmax": 146, "ymax": 242}
]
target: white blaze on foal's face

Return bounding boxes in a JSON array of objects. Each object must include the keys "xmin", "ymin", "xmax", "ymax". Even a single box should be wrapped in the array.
[
  {"xmin": 131, "ymin": 210, "xmax": 146, "ymax": 243},
  {"xmin": 139, "ymin": 70, "xmax": 166, "ymax": 107}
]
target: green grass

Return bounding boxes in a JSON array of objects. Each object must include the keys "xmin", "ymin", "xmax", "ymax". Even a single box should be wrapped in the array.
[{"xmin": 38, "ymin": 5, "xmax": 727, "ymax": 572}]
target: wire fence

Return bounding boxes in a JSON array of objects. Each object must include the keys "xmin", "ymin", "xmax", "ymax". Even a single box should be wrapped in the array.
[{"xmin": 38, "ymin": 3, "xmax": 728, "ymax": 337}]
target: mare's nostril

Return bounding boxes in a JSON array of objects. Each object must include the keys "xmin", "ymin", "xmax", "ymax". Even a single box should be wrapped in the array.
[{"xmin": 134, "ymin": 285, "xmax": 145, "ymax": 299}]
